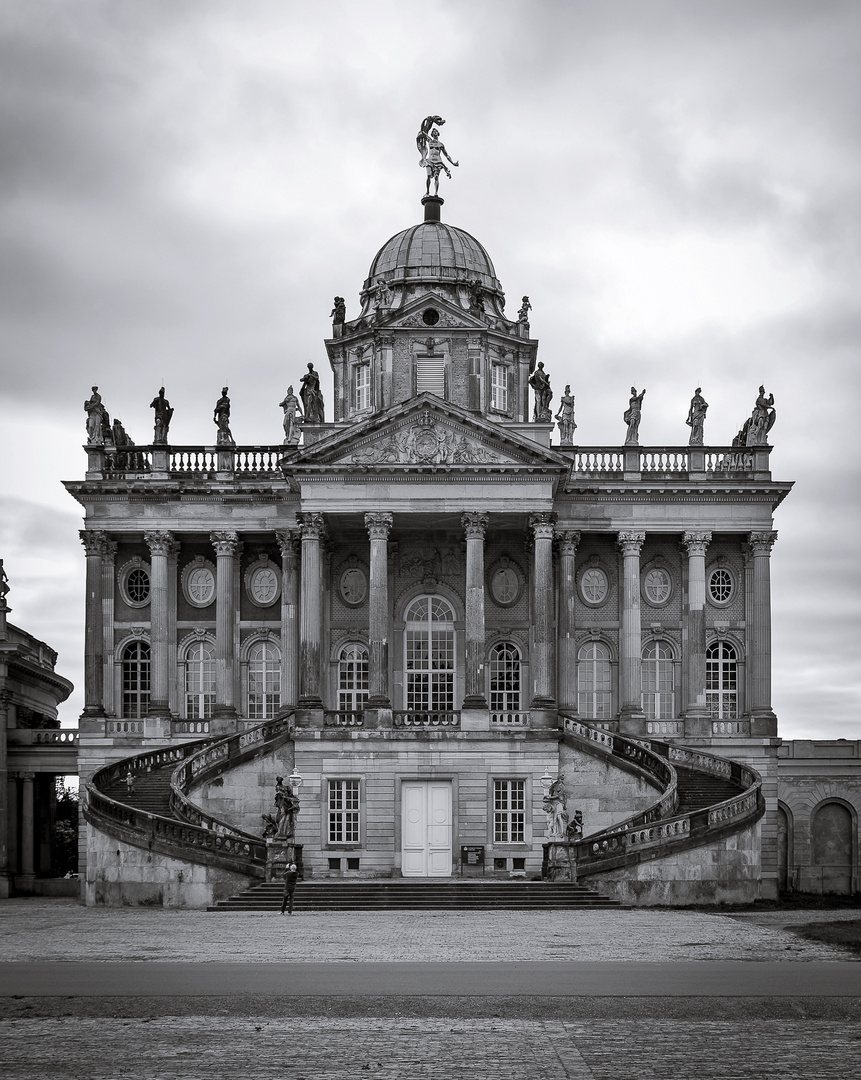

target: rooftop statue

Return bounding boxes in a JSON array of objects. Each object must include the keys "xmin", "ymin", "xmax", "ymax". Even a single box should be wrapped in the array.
[
  {"xmin": 213, "ymin": 386, "xmax": 234, "ymax": 446},
  {"xmin": 686, "ymin": 387, "xmax": 708, "ymax": 446},
  {"xmin": 0, "ymin": 559, "xmax": 9, "ymax": 604},
  {"xmin": 745, "ymin": 385, "xmax": 777, "ymax": 446},
  {"xmin": 150, "ymin": 387, "xmax": 174, "ymax": 445},
  {"xmin": 330, "ymin": 296, "xmax": 345, "ymax": 324},
  {"xmin": 84, "ymin": 386, "xmax": 111, "ymax": 446},
  {"xmin": 111, "ymin": 418, "xmax": 143, "ymax": 471},
  {"xmin": 278, "ymin": 385, "xmax": 303, "ymax": 446},
  {"xmin": 417, "ymin": 115, "xmax": 458, "ymax": 197},
  {"xmin": 529, "ymin": 361, "xmax": 553, "ymax": 423},
  {"xmin": 555, "ymin": 385, "xmax": 576, "ymax": 445},
  {"xmin": 624, "ymin": 386, "xmax": 646, "ymax": 446},
  {"xmin": 517, "ymin": 296, "xmax": 532, "ymax": 324},
  {"xmin": 300, "ymin": 362, "xmax": 325, "ymax": 424}
]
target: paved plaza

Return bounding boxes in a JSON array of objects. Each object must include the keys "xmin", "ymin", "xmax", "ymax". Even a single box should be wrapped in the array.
[{"xmin": 1, "ymin": 899, "xmax": 860, "ymax": 1079}]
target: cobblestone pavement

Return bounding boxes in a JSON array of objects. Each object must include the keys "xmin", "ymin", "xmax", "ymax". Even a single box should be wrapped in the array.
[
  {"xmin": 0, "ymin": 899, "xmax": 854, "ymax": 962},
  {"xmin": 3, "ymin": 1016, "xmax": 861, "ymax": 1080}
]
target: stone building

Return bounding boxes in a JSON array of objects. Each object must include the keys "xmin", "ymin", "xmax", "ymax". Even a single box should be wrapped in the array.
[
  {"xmin": 0, "ymin": 573, "xmax": 76, "ymax": 897},
  {"xmin": 63, "ymin": 182, "xmax": 839, "ymax": 908}
]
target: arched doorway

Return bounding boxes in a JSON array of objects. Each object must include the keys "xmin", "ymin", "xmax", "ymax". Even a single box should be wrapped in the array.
[{"xmin": 811, "ymin": 802, "xmax": 853, "ymax": 895}]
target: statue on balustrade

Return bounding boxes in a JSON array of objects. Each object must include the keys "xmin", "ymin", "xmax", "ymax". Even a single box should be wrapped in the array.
[
  {"xmin": 529, "ymin": 362, "xmax": 553, "ymax": 422},
  {"xmin": 745, "ymin": 385, "xmax": 776, "ymax": 445},
  {"xmin": 624, "ymin": 386, "xmax": 646, "ymax": 445},
  {"xmin": 686, "ymin": 387, "xmax": 709, "ymax": 446},
  {"xmin": 543, "ymin": 776, "xmax": 570, "ymax": 839},
  {"xmin": 555, "ymin": 385, "xmax": 577, "ymax": 444},
  {"xmin": 300, "ymin": 363, "xmax": 325, "ymax": 424},
  {"xmin": 0, "ymin": 559, "xmax": 9, "ymax": 604},
  {"xmin": 111, "ymin": 419, "xmax": 143, "ymax": 471},
  {"xmin": 330, "ymin": 296, "xmax": 346, "ymax": 325},
  {"xmin": 213, "ymin": 387, "xmax": 234, "ymax": 446},
  {"xmin": 517, "ymin": 296, "xmax": 532, "ymax": 324},
  {"xmin": 84, "ymin": 387, "xmax": 105, "ymax": 444},
  {"xmin": 279, "ymin": 385, "xmax": 303, "ymax": 446},
  {"xmin": 273, "ymin": 776, "xmax": 300, "ymax": 841},
  {"xmin": 150, "ymin": 387, "xmax": 174, "ymax": 445}
]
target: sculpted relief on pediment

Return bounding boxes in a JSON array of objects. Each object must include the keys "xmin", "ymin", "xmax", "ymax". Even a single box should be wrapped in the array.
[{"xmin": 343, "ymin": 412, "xmax": 513, "ymax": 466}]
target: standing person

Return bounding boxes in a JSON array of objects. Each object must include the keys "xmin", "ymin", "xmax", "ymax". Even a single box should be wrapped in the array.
[{"xmin": 280, "ymin": 862, "xmax": 298, "ymax": 915}]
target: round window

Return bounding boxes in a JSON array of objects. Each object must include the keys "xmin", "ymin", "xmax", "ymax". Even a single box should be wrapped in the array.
[
  {"xmin": 187, "ymin": 567, "xmax": 215, "ymax": 606},
  {"xmin": 339, "ymin": 566, "xmax": 367, "ymax": 606},
  {"xmin": 490, "ymin": 565, "xmax": 520, "ymax": 607},
  {"xmin": 249, "ymin": 566, "xmax": 279, "ymax": 606},
  {"xmin": 708, "ymin": 567, "xmax": 734, "ymax": 605},
  {"xmin": 644, "ymin": 568, "xmax": 672, "ymax": 605},
  {"xmin": 580, "ymin": 567, "xmax": 608, "ymax": 605},
  {"xmin": 126, "ymin": 567, "xmax": 150, "ymax": 604},
  {"xmin": 422, "ymin": 308, "xmax": 440, "ymax": 326}
]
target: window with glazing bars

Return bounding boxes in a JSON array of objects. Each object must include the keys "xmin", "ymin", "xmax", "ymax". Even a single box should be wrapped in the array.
[
  {"xmin": 122, "ymin": 640, "xmax": 151, "ymax": 719},
  {"xmin": 494, "ymin": 780, "xmax": 525, "ymax": 843},
  {"xmin": 353, "ymin": 364, "xmax": 371, "ymax": 412},
  {"xmin": 405, "ymin": 596, "xmax": 455, "ymax": 712},
  {"xmin": 641, "ymin": 640, "xmax": 674, "ymax": 719},
  {"xmin": 706, "ymin": 640, "xmax": 738, "ymax": 718},
  {"xmin": 328, "ymin": 779, "xmax": 360, "ymax": 844},
  {"xmin": 491, "ymin": 363, "xmax": 508, "ymax": 411},
  {"xmin": 248, "ymin": 641, "xmax": 281, "ymax": 719},
  {"xmin": 577, "ymin": 641, "xmax": 612, "ymax": 718},
  {"xmin": 338, "ymin": 643, "xmax": 368, "ymax": 714},
  {"xmin": 489, "ymin": 642, "xmax": 521, "ymax": 712},
  {"xmin": 184, "ymin": 640, "xmax": 215, "ymax": 719}
]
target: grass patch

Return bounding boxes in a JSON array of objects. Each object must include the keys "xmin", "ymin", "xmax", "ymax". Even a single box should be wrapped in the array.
[{"xmin": 785, "ymin": 918, "xmax": 861, "ymax": 956}]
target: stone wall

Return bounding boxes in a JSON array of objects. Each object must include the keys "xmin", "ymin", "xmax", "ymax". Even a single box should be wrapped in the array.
[
  {"xmin": 85, "ymin": 825, "xmax": 254, "ymax": 908},
  {"xmin": 587, "ymin": 820, "xmax": 762, "ymax": 906},
  {"xmin": 191, "ymin": 744, "xmax": 295, "ymax": 836}
]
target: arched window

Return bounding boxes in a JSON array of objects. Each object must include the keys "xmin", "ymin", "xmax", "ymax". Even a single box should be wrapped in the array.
[
  {"xmin": 405, "ymin": 596, "xmax": 455, "ymax": 713},
  {"xmin": 248, "ymin": 641, "xmax": 281, "ymax": 720},
  {"xmin": 184, "ymin": 640, "xmax": 215, "ymax": 720},
  {"xmin": 489, "ymin": 642, "xmax": 521, "ymax": 713},
  {"xmin": 706, "ymin": 640, "xmax": 738, "ymax": 719},
  {"xmin": 122, "ymin": 640, "xmax": 150, "ymax": 719},
  {"xmin": 641, "ymin": 641, "xmax": 674, "ymax": 719},
  {"xmin": 338, "ymin": 643, "xmax": 369, "ymax": 714},
  {"xmin": 577, "ymin": 641, "xmax": 611, "ymax": 719}
]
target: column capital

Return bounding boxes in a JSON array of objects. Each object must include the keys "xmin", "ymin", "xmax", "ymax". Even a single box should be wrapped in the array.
[
  {"xmin": 682, "ymin": 531, "xmax": 712, "ymax": 557},
  {"xmin": 275, "ymin": 529, "xmax": 301, "ymax": 559},
  {"xmin": 209, "ymin": 531, "xmax": 242, "ymax": 558},
  {"xmin": 79, "ymin": 530, "xmax": 112, "ymax": 557},
  {"xmin": 297, "ymin": 512, "xmax": 326, "ymax": 541},
  {"xmin": 365, "ymin": 511, "xmax": 394, "ymax": 540},
  {"xmin": 145, "ymin": 531, "xmax": 179, "ymax": 558},
  {"xmin": 17, "ymin": 770, "xmax": 36, "ymax": 781},
  {"xmin": 749, "ymin": 530, "xmax": 778, "ymax": 556},
  {"xmin": 617, "ymin": 531, "xmax": 645, "ymax": 556},
  {"xmin": 557, "ymin": 530, "xmax": 581, "ymax": 557},
  {"xmin": 461, "ymin": 511, "xmax": 489, "ymax": 539},
  {"xmin": 528, "ymin": 512, "xmax": 557, "ymax": 540}
]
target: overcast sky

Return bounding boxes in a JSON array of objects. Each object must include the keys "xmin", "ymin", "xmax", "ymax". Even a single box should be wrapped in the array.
[{"xmin": 1, "ymin": 0, "xmax": 859, "ymax": 738}]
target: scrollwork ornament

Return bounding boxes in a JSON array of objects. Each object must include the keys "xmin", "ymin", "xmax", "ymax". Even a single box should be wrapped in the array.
[
  {"xmin": 682, "ymin": 531, "xmax": 712, "ymax": 558},
  {"xmin": 617, "ymin": 531, "xmax": 645, "ymax": 557},
  {"xmin": 365, "ymin": 512, "xmax": 393, "ymax": 540},
  {"xmin": 462, "ymin": 511, "xmax": 489, "ymax": 539},
  {"xmin": 297, "ymin": 513, "xmax": 326, "ymax": 542},
  {"xmin": 748, "ymin": 531, "xmax": 777, "ymax": 557}
]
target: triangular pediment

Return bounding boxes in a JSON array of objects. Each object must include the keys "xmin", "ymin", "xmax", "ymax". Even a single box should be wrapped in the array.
[
  {"xmin": 384, "ymin": 293, "xmax": 486, "ymax": 332},
  {"xmin": 293, "ymin": 395, "xmax": 569, "ymax": 471}
]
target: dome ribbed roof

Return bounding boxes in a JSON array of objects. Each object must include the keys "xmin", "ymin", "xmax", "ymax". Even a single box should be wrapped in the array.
[{"xmin": 364, "ymin": 221, "xmax": 501, "ymax": 291}]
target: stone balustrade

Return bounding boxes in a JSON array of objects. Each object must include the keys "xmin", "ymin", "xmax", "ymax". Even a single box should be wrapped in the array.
[
  {"xmin": 324, "ymin": 711, "xmax": 365, "ymax": 727},
  {"xmin": 8, "ymin": 728, "xmax": 79, "ymax": 745},
  {"xmin": 393, "ymin": 711, "xmax": 460, "ymax": 728}
]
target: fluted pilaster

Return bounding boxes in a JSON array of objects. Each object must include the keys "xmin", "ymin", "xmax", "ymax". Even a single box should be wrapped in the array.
[
  {"xmin": 682, "ymin": 531, "xmax": 711, "ymax": 721},
  {"xmin": 365, "ymin": 512, "xmax": 393, "ymax": 707},
  {"xmin": 529, "ymin": 513, "xmax": 557, "ymax": 709},
  {"xmin": 210, "ymin": 531, "xmax": 242, "ymax": 721},
  {"xmin": 297, "ymin": 514, "xmax": 326, "ymax": 707},
  {"xmin": 557, "ymin": 531, "xmax": 581, "ymax": 710},
  {"xmin": 80, "ymin": 531, "xmax": 110, "ymax": 717},
  {"xmin": 276, "ymin": 530, "xmax": 300, "ymax": 711},
  {"xmin": 617, "ymin": 531, "xmax": 646, "ymax": 721},
  {"xmin": 145, "ymin": 531, "xmax": 179, "ymax": 717},
  {"xmin": 748, "ymin": 531, "xmax": 777, "ymax": 726},
  {"xmin": 462, "ymin": 512, "xmax": 489, "ymax": 707}
]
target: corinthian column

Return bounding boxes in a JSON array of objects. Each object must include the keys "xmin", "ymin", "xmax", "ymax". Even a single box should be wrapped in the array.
[
  {"xmin": 462, "ymin": 512, "xmax": 489, "ymax": 708},
  {"xmin": 80, "ymin": 531, "xmax": 109, "ymax": 718},
  {"xmin": 365, "ymin": 512, "xmax": 393, "ymax": 707},
  {"xmin": 617, "ymin": 531, "xmax": 645, "ymax": 726},
  {"xmin": 556, "ymin": 531, "xmax": 581, "ymax": 711},
  {"xmin": 748, "ymin": 531, "xmax": 777, "ymax": 731},
  {"xmin": 209, "ymin": 532, "xmax": 242, "ymax": 723},
  {"xmin": 276, "ymin": 530, "xmax": 300, "ymax": 711},
  {"xmin": 529, "ymin": 513, "xmax": 557, "ymax": 711},
  {"xmin": 682, "ymin": 531, "xmax": 711, "ymax": 723},
  {"xmin": 144, "ymin": 531, "xmax": 178, "ymax": 719},
  {"xmin": 297, "ymin": 513, "xmax": 326, "ymax": 708}
]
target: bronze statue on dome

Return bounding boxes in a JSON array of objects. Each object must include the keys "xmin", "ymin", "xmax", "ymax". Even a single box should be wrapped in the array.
[{"xmin": 417, "ymin": 116, "xmax": 458, "ymax": 197}]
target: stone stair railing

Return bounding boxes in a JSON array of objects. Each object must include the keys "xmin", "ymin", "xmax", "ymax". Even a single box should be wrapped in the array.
[
  {"xmin": 556, "ymin": 715, "xmax": 763, "ymax": 878},
  {"xmin": 85, "ymin": 715, "xmax": 294, "ymax": 877}
]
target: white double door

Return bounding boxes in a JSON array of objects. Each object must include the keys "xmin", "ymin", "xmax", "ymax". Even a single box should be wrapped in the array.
[{"xmin": 401, "ymin": 781, "xmax": 452, "ymax": 877}]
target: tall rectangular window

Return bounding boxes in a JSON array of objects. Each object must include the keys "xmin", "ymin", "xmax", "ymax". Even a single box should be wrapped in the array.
[
  {"xmin": 353, "ymin": 364, "xmax": 371, "ymax": 412},
  {"xmin": 494, "ymin": 779, "xmax": 525, "ymax": 843},
  {"xmin": 416, "ymin": 356, "xmax": 445, "ymax": 396},
  {"xmin": 491, "ymin": 364, "xmax": 508, "ymax": 412},
  {"xmin": 328, "ymin": 779, "xmax": 361, "ymax": 844}
]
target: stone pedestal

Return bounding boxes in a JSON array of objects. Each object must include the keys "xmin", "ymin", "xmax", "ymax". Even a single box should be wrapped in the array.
[
  {"xmin": 266, "ymin": 839, "xmax": 297, "ymax": 882},
  {"xmin": 541, "ymin": 840, "xmax": 578, "ymax": 882},
  {"xmin": 459, "ymin": 708, "xmax": 490, "ymax": 731}
]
